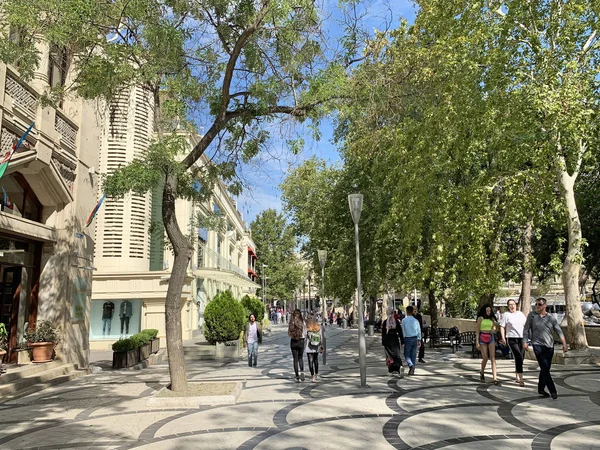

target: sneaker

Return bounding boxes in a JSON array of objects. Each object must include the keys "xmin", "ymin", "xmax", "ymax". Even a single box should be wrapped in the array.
[
  {"xmin": 551, "ymin": 392, "xmax": 558, "ymax": 400},
  {"xmin": 311, "ymin": 376, "xmax": 317, "ymax": 383},
  {"xmin": 400, "ymin": 366, "xmax": 405, "ymax": 377},
  {"xmin": 539, "ymin": 391, "xmax": 550, "ymax": 398},
  {"xmin": 300, "ymin": 372, "xmax": 305, "ymax": 382},
  {"xmin": 408, "ymin": 366, "xmax": 415, "ymax": 376},
  {"xmin": 295, "ymin": 377, "xmax": 300, "ymax": 383}
]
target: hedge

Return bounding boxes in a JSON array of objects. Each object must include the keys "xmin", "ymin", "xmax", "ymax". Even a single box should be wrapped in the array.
[{"xmin": 241, "ymin": 295, "xmax": 265, "ymax": 321}]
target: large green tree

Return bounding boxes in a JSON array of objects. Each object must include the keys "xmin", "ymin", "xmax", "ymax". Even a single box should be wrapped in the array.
[
  {"xmin": 250, "ymin": 209, "xmax": 303, "ymax": 305},
  {"xmin": 1, "ymin": 0, "xmax": 352, "ymax": 390}
]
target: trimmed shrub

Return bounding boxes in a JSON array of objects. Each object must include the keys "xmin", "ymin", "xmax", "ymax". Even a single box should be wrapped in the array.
[
  {"xmin": 112, "ymin": 338, "xmax": 134, "ymax": 352},
  {"xmin": 141, "ymin": 329, "xmax": 159, "ymax": 340},
  {"xmin": 241, "ymin": 295, "xmax": 265, "ymax": 321},
  {"xmin": 132, "ymin": 332, "xmax": 150, "ymax": 345},
  {"xmin": 204, "ymin": 290, "xmax": 245, "ymax": 344}
]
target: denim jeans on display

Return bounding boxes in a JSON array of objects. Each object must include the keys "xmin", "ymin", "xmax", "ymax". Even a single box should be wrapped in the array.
[{"xmin": 103, "ymin": 318, "xmax": 112, "ymax": 336}]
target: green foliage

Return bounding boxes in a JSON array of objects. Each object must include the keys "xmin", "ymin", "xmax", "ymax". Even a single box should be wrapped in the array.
[
  {"xmin": 0, "ymin": 323, "xmax": 7, "ymax": 350},
  {"xmin": 112, "ymin": 338, "xmax": 134, "ymax": 352},
  {"xmin": 25, "ymin": 320, "xmax": 59, "ymax": 343},
  {"xmin": 204, "ymin": 290, "xmax": 245, "ymax": 344},
  {"xmin": 240, "ymin": 295, "xmax": 265, "ymax": 320},
  {"xmin": 141, "ymin": 329, "xmax": 159, "ymax": 340},
  {"xmin": 251, "ymin": 209, "xmax": 304, "ymax": 302}
]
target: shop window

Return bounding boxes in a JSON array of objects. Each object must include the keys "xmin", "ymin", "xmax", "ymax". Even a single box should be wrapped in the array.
[{"xmin": 0, "ymin": 173, "xmax": 42, "ymax": 222}]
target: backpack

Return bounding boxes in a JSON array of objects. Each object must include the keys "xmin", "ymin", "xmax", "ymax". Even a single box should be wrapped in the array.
[{"xmin": 309, "ymin": 331, "xmax": 321, "ymax": 347}]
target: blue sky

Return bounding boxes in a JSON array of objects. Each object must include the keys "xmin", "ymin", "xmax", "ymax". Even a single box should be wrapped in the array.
[{"xmin": 235, "ymin": 1, "xmax": 417, "ymax": 226}]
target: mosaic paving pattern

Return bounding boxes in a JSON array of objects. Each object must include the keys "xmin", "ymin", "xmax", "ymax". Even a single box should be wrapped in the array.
[{"xmin": 0, "ymin": 326, "xmax": 598, "ymax": 450}]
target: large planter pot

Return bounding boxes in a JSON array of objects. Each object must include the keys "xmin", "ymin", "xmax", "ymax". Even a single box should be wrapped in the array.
[
  {"xmin": 30, "ymin": 342, "xmax": 54, "ymax": 363},
  {"xmin": 112, "ymin": 349, "xmax": 138, "ymax": 369},
  {"xmin": 139, "ymin": 343, "xmax": 151, "ymax": 361},
  {"xmin": 150, "ymin": 338, "xmax": 160, "ymax": 354},
  {"xmin": 215, "ymin": 340, "xmax": 240, "ymax": 359}
]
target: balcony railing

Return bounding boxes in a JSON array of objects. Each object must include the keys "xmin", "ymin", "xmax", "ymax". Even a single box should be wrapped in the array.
[
  {"xmin": 5, "ymin": 73, "xmax": 37, "ymax": 119},
  {"xmin": 55, "ymin": 111, "xmax": 77, "ymax": 152},
  {"xmin": 202, "ymin": 245, "xmax": 248, "ymax": 279}
]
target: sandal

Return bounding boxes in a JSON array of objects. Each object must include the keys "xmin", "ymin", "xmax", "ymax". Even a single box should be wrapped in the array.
[
  {"xmin": 493, "ymin": 380, "xmax": 502, "ymax": 386},
  {"xmin": 480, "ymin": 370, "xmax": 485, "ymax": 382},
  {"xmin": 519, "ymin": 380, "xmax": 525, "ymax": 387}
]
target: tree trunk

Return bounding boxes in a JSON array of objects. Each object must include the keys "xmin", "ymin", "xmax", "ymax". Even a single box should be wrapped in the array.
[
  {"xmin": 428, "ymin": 289, "xmax": 438, "ymax": 328},
  {"xmin": 519, "ymin": 221, "xmax": 533, "ymax": 317},
  {"xmin": 560, "ymin": 170, "xmax": 588, "ymax": 349},
  {"xmin": 368, "ymin": 295, "xmax": 377, "ymax": 325},
  {"xmin": 162, "ymin": 172, "xmax": 193, "ymax": 391}
]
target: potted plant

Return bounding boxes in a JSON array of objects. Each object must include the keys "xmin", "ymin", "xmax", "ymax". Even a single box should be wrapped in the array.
[
  {"xmin": 112, "ymin": 337, "xmax": 138, "ymax": 369},
  {"xmin": 134, "ymin": 333, "xmax": 151, "ymax": 361},
  {"xmin": 0, "ymin": 323, "xmax": 7, "ymax": 361},
  {"xmin": 25, "ymin": 320, "xmax": 59, "ymax": 363},
  {"xmin": 142, "ymin": 329, "xmax": 160, "ymax": 354},
  {"xmin": 204, "ymin": 291, "xmax": 245, "ymax": 359}
]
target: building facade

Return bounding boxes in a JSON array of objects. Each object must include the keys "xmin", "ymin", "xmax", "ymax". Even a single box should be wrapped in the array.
[
  {"xmin": 0, "ymin": 44, "xmax": 101, "ymax": 367},
  {"xmin": 90, "ymin": 129, "xmax": 259, "ymax": 350}
]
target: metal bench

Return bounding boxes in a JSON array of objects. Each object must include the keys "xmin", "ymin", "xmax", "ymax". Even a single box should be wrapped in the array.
[
  {"xmin": 429, "ymin": 327, "xmax": 460, "ymax": 352},
  {"xmin": 457, "ymin": 331, "xmax": 480, "ymax": 358}
]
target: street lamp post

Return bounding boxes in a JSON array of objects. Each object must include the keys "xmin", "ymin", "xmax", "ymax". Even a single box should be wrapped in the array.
[
  {"xmin": 262, "ymin": 263, "xmax": 268, "ymax": 318},
  {"xmin": 348, "ymin": 193, "xmax": 367, "ymax": 388},
  {"xmin": 318, "ymin": 249, "xmax": 327, "ymax": 365}
]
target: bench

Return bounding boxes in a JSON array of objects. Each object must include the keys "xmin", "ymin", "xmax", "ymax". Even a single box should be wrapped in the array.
[
  {"xmin": 457, "ymin": 331, "xmax": 480, "ymax": 359},
  {"xmin": 429, "ymin": 327, "xmax": 460, "ymax": 352}
]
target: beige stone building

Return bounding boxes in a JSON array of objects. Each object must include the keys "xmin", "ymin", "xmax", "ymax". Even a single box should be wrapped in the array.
[
  {"xmin": 90, "ymin": 123, "xmax": 260, "ymax": 350},
  {"xmin": 0, "ymin": 44, "xmax": 101, "ymax": 367}
]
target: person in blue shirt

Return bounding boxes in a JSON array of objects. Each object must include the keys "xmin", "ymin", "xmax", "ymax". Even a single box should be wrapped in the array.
[{"xmin": 401, "ymin": 305, "xmax": 422, "ymax": 375}]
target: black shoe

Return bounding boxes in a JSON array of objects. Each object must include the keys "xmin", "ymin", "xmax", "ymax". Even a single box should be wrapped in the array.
[
  {"xmin": 480, "ymin": 371, "xmax": 485, "ymax": 382},
  {"xmin": 493, "ymin": 380, "xmax": 501, "ymax": 386},
  {"xmin": 300, "ymin": 372, "xmax": 305, "ymax": 382},
  {"xmin": 539, "ymin": 391, "xmax": 550, "ymax": 397},
  {"xmin": 408, "ymin": 366, "xmax": 415, "ymax": 376},
  {"xmin": 418, "ymin": 359, "xmax": 426, "ymax": 364},
  {"xmin": 551, "ymin": 392, "xmax": 558, "ymax": 399}
]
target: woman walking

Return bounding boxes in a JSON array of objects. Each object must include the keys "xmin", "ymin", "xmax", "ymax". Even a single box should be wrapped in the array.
[
  {"xmin": 476, "ymin": 304, "xmax": 501, "ymax": 386},
  {"xmin": 500, "ymin": 299, "xmax": 527, "ymax": 386},
  {"xmin": 288, "ymin": 309, "xmax": 307, "ymax": 382},
  {"xmin": 305, "ymin": 318, "xmax": 324, "ymax": 382},
  {"xmin": 382, "ymin": 306, "xmax": 404, "ymax": 376}
]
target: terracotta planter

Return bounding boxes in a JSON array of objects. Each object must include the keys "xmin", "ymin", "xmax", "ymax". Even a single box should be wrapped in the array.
[
  {"xmin": 30, "ymin": 342, "xmax": 55, "ymax": 363},
  {"xmin": 150, "ymin": 338, "xmax": 160, "ymax": 354},
  {"xmin": 112, "ymin": 349, "xmax": 138, "ymax": 369}
]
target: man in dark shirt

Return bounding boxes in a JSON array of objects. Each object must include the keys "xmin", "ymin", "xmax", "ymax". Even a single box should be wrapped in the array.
[{"xmin": 524, "ymin": 297, "xmax": 567, "ymax": 399}]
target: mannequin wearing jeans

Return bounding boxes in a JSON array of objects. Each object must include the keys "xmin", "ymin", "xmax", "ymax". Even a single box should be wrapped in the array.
[
  {"xmin": 102, "ymin": 301, "xmax": 115, "ymax": 336},
  {"xmin": 120, "ymin": 301, "xmax": 133, "ymax": 334}
]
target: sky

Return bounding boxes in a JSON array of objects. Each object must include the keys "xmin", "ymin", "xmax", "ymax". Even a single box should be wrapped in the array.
[{"xmin": 234, "ymin": 0, "xmax": 417, "ymax": 226}]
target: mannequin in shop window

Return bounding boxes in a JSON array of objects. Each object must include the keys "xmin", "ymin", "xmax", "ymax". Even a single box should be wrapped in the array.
[
  {"xmin": 102, "ymin": 301, "xmax": 115, "ymax": 336},
  {"xmin": 120, "ymin": 301, "xmax": 133, "ymax": 335}
]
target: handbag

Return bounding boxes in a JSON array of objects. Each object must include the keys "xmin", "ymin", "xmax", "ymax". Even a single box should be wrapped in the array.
[
  {"xmin": 386, "ymin": 356, "xmax": 394, "ymax": 367},
  {"xmin": 480, "ymin": 333, "xmax": 492, "ymax": 344}
]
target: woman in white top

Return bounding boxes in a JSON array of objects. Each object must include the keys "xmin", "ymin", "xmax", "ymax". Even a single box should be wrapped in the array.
[{"xmin": 500, "ymin": 299, "xmax": 527, "ymax": 386}]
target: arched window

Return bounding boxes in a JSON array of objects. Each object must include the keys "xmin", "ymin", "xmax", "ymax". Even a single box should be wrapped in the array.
[{"xmin": 0, "ymin": 173, "xmax": 42, "ymax": 222}]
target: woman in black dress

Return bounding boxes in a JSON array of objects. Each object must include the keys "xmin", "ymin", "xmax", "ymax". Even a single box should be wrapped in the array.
[{"xmin": 382, "ymin": 306, "xmax": 404, "ymax": 376}]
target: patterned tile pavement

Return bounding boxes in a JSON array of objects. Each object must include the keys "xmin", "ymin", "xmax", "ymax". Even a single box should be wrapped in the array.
[{"xmin": 0, "ymin": 325, "xmax": 599, "ymax": 449}]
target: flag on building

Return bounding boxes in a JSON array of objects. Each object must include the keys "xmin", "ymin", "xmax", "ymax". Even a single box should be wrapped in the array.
[
  {"xmin": 0, "ymin": 122, "xmax": 35, "ymax": 181},
  {"xmin": 84, "ymin": 194, "xmax": 105, "ymax": 228},
  {"xmin": 1, "ymin": 186, "xmax": 12, "ymax": 210}
]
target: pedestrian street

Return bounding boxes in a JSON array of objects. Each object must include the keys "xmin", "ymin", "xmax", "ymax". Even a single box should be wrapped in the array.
[{"xmin": 0, "ymin": 325, "xmax": 598, "ymax": 450}]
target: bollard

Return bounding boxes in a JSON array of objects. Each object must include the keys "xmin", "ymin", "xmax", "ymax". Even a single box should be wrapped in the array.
[
  {"xmin": 343, "ymin": 319, "xmax": 348, "ymax": 329},
  {"xmin": 367, "ymin": 324, "xmax": 374, "ymax": 336}
]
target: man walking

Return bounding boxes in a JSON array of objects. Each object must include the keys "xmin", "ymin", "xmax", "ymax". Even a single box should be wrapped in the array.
[
  {"xmin": 415, "ymin": 308, "xmax": 426, "ymax": 363},
  {"xmin": 401, "ymin": 305, "xmax": 422, "ymax": 375},
  {"xmin": 243, "ymin": 313, "xmax": 262, "ymax": 367},
  {"xmin": 524, "ymin": 297, "xmax": 567, "ymax": 399}
]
